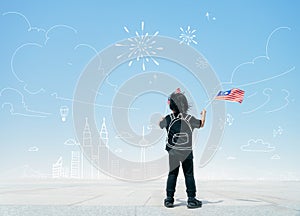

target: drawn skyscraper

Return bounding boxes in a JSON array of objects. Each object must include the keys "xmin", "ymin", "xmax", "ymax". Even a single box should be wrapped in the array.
[
  {"xmin": 139, "ymin": 126, "xmax": 148, "ymax": 164},
  {"xmin": 70, "ymin": 151, "xmax": 81, "ymax": 178},
  {"xmin": 111, "ymin": 159, "xmax": 120, "ymax": 176},
  {"xmin": 100, "ymin": 117, "xmax": 108, "ymax": 147},
  {"xmin": 83, "ymin": 117, "xmax": 92, "ymax": 147},
  {"xmin": 83, "ymin": 117, "xmax": 93, "ymax": 178},
  {"xmin": 52, "ymin": 157, "xmax": 63, "ymax": 178},
  {"xmin": 99, "ymin": 117, "xmax": 110, "ymax": 171}
]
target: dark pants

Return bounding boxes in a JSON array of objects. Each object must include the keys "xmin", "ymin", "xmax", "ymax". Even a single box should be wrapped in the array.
[{"xmin": 166, "ymin": 150, "xmax": 196, "ymax": 198}]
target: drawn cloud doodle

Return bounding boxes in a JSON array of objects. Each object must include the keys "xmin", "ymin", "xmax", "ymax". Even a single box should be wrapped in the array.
[
  {"xmin": 243, "ymin": 88, "xmax": 291, "ymax": 114},
  {"xmin": 222, "ymin": 27, "xmax": 295, "ymax": 88},
  {"xmin": 241, "ymin": 139, "xmax": 275, "ymax": 152},
  {"xmin": 28, "ymin": 146, "xmax": 39, "ymax": 152},
  {"xmin": 271, "ymin": 154, "xmax": 281, "ymax": 160},
  {"xmin": 64, "ymin": 138, "xmax": 80, "ymax": 146},
  {"xmin": 0, "ymin": 87, "xmax": 51, "ymax": 118},
  {"xmin": 1, "ymin": 11, "xmax": 85, "ymax": 96}
]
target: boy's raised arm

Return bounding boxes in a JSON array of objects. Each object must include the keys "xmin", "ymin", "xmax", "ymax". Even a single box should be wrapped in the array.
[
  {"xmin": 159, "ymin": 116, "xmax": 166, "ymax": 129},
  {"xmin": 200, "ymin": 109, "xmax": 206, "ymax": 128}
]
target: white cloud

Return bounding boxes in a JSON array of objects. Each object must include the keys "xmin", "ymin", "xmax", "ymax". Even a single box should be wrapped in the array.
[
  {"xmin": 241, "ymin": 139, "xmax": 275, "ymax": 152},
  {"xmin": 222, "ymin": 27, "xmax": 294, "ymax": 88},
  {"xmin": 243, "ymin": 88, "xmax": 291, "ymax": 114},
  {"xmin": 28, "ymin": 146, "xmax": 39, "ymax": 152},
  {"xmin": 271, "ymin": 154, "xmax": 281, "ymax": 160},
  {"xmin": 0, "ymin": 87, "xmax": 51, "ymax": 118},
  {"xmin": 64, "ymin": 138, "xmax": 79, "ymax": 146},
  {"xmin": 226, "ymin": 156, "xmax": 236, "ymax": 160},
  {"xmin": 2, "ymin": 11, "xmax": 81, "ymax": 95}
]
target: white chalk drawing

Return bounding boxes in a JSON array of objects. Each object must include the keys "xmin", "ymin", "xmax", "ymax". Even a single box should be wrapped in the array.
[
  {"xmin": 59, "ymin": 106, "xmax": 69, "ymax": 122},
  {"xmin": 44, "ymin": 24, "xmax": 77, "ymax": 45},
  {"xmin": 273, "ymin": 126, "xmax": 283, "ymax": 138},
  {"xmin": 266, "ymin": 89, "xmax": 290, "ymax": 113},
  {"xmin": 70, "ymin": 151, "xmax": 81, "ymax": 178},
  {"xmin": 74, "ymin": 43, "xmax": 101, "ymax": 70},
  {"xmin": 247, "ymin": 92, "xmax": 257, "ymax": 99},
  {"xmin": 0, "ymin": 87, "xmax": 51, "ymax": 118},
  {"xmin": 226, "ymin": 113, "xmax": 234, "ymax": 126},
  {"xmin": 244, "ymin": 88, "xmax": 291, "ymax": 114},
  {"xmin": 205, "ymin": 12, "xmax": 216, "ymax": 21},
  {"xmin": 222, "ymin": 27, "xmax": 294, "ymax": 88},
  {"xmin": 241, "ymin": 139, "xmax": 275, "ymax": 152},
  {"xmin": 51, "ymin": 92, "xmax": 139, "ymax": 110},
  {"xmin": 52, "ymin": 156, "xmax": 63, "ymax": 178},
  {"xmin": 100, "ymin": 117, "xmax": 109, "ymax": 147},
  {"xmin": 114, "ymin": 148, "xmax": 123, "ymax": 153},
  {"xmin": 64, "ymin": 138, "xmax": 80, "ymax": 146},
  {"xmin": 28, "ymin": 146, "xmax": 39, "ymax": 152},
  {"xmin": 2, "ymin": 11, "xmax": 46, "ymax": 32},
  {"xmin": 243, "ymin": 88, "xmax": 272, "ymax": 114},
  {"xmin": 23, "ymin": 84, "xmax": 45, "ymax": 95},
  {"xmin": 179, "ymin": 26, "xmax": 197, "ymax": 45},
  {"xmin": 271, "ymin": 154, "xmax": 281, "ymax": 160},
  {"xmin": 196, "ymin": 56, "xmax": 209, "ymax": 69},
  {"xmin": 139, "ymin": 126, "xmax": 149, "ymax": 163},
  {"xmin": 115, "ymin": 132, "xmax": 134, "ymax": 139},
  {"xmin": 11, "ymin": 42, "xmax": 43, "ymax": 83},
  {"xmin": 116, "ymin": 21, "xmax": 162, "ymax": 71},
  {"xmin": 4, "ymin": 11, "xmax": 78, "ymax": 97}
]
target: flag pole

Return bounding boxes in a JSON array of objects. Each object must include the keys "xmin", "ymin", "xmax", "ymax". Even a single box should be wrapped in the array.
[{"xmin": 204, "ymin": 97, "xmax": 216, "ymax": 109}]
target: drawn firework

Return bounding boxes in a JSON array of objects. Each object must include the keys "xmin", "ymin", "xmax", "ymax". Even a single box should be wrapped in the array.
[
  {"xmin": 115, "ymin": 21, "xmax": 163, "ymax": 71},
  {"xmin": 196, "ymin": 57, "xmax": 209, "ymax": 69},
  {"xmin": 179, "ymin": 26, "xmax": 197, "ymax": 45}
]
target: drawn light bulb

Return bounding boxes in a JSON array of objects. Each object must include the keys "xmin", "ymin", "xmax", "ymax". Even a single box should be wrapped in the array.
[{"xmin": 60, "ymin": 106, "xmax": 69, "ymax": 122}]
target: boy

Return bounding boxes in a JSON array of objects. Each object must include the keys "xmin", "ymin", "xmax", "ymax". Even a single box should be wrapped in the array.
[{"xmin": 159, "ymin": 88, "xmax": 206, "ymax": 209}]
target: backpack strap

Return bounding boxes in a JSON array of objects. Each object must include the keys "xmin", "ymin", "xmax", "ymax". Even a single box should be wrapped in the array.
[
  {"xmin": 185, "ymin": 114, "xmax": 192, "ymax": 122},
  {"xmin": 183, "ymin": 114, "xmax": 193, "ymax": 132},
  {"xmin": 170, "ymin": 113, "xmax": 175, "ymax": 121},
  {"xmin": 168, "ymin": 113, "xmax": 176, "ymax": 132}
]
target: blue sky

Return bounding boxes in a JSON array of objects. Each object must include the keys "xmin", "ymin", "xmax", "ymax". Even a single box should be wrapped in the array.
[{"xmin": 0, "ymin": 0, "xmax": 299, "ymax": 180}]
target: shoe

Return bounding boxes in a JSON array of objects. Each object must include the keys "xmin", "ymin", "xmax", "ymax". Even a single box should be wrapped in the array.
[
  {"xmin": 187, "ymin": 197, "xmax": 202, "ymax": 209},
  {"xmin": 164, "ymin": 197, "xmax": 174, "ymax": 208}
]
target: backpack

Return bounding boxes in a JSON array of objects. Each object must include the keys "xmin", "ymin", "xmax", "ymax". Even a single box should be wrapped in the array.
[{"xmin": 167, "ymin": 113, "xmax": 193, "ymax": 150}]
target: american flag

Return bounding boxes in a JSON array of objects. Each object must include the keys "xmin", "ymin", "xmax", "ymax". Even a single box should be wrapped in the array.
[{"xmin": 215, "ymin": 88, "xmax": 245, "ymax": 103}]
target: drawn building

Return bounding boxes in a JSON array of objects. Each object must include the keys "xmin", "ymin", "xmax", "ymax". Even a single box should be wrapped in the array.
[
  {"xmin": 70, "ymin": 151, "xmax": 81, "ymax": 178},
  {"xmin": 139, "ymin": 126, "xmax": 148, "ymax": 164},
  {"xmin": 82, "ymin": 117, "xmax": 93, "ymax": 178},
  {"xmin": 111, "ymin": 159, "xmax": 120, "ymax": 176},
  {"xmin": 83, "ymin": 118, "xmax": 92, "ymax": 149},
  {"xmin": 99, "ymin": 117, "xmax": 108, "ymax": 147},
  {"xmin": 52, "ymin": 156, "xmax": 63, "ymax": 178},
  {"xmin": 98, "ymin": 117, "xmax": 110, "ymax": 171}
]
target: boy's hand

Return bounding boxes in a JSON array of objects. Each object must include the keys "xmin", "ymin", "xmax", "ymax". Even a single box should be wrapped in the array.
[
  {"xmin": 159, "ymin": 117, "xmax": 164, "ymax": 124},
  {"xmin": 200, "ymin": 109, "xmax": 206, "ymax": 128},
  {"xmin": 200, "ymin": 109, "xmax": 206, "ymax": 116},
  {"xmin": 159, "ymin": 116, "xmax": 166, "ymax": 129}
]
